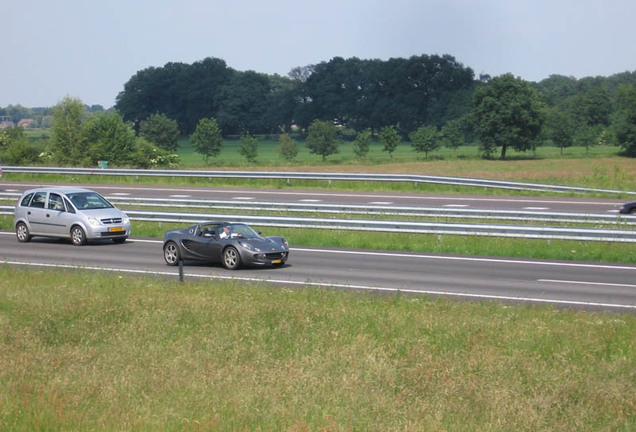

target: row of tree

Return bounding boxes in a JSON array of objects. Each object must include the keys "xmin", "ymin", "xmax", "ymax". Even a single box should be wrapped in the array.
[
  {"xmin": 2, "ymin": 54, "xmax": 636, "ymax": 160},
  {"xmin": 113, "ymin": 55, "xmax": 477, "ymax": 136},
  {"xmin": 110, "ymin": 54, "xmax": 636, "ymax": 158}
]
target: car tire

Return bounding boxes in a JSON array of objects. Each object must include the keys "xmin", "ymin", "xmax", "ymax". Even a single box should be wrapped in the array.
[
  {"xmin": 222, "ymin": 246, "xmax": 241, "ymax": 270},
  {"xmin": 112, "ymin": 237, "xmax": 127, "ymax": 244},
  {"xmin": 70, "ymin": 226, "xmax": 87, "ymax": 246},
  {"xmin": 16, "ymin": 222, "xmax": 32, "ymax": 243},
  {"xmin": 163, "ymin": 241, "xmax": 180, "ymax": 266}
]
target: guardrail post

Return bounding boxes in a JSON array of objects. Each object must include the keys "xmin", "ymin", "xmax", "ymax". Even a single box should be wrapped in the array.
[{"xmin": 179, "ymin": 260, "xmax": 184, "ymax": 282}]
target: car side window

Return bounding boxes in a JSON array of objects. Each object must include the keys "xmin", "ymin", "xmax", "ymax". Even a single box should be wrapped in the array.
[
  {"xmin": 48, "ymin": 193, "xmax": 65, "ymax": 211},
  {"xmin": 20, "ymin": 193, "xmax": 34, "ymax": 207},
  {"xmin": 29, "ymin": 192, "xmax": 47, "ymax": 208}
]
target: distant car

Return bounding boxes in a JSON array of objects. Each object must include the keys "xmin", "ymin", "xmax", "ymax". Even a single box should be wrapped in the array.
[
  {"xmin": 619, "ymin": 201, "xmax": 636, "ymax": 215},
  {"xmin": 163, "ymin": 221, "xmax": 289, "ymax": 270},
  {"xmin": 14, "ymin": 187, "xmax": 131, "ymax": 245}
]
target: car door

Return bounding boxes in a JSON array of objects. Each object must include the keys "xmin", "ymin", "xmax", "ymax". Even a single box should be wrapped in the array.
[
  {"xmin": 46, "ymin": 193, "xmax": 75, "ymax": 236},
  {"xmin": 186, "ymin": 226, "xmax": 223, "ymax": 262},
  {"xmin": 24, "ymin": 191, "xmax": 49, "ymax": 235}
]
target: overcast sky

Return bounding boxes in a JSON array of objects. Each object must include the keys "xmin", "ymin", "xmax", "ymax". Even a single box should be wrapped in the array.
[{"xmin": 2, "ymin": 0, "xmax": 635, "ymax": 108}]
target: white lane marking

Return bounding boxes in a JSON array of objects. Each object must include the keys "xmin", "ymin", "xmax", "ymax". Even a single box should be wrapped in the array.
[
  {"xmin": 369, "ymin": 201, "xmax": 393, "ymax": 205},
  {"xmin": 300, "ymin": 199, "xmax": 322, "ymax": 202},
  {"xmin": 539, "ymin": 279, "xmax": 636, "ymax": 289},
  {"xmin": 232, "ymin": 197, "xmax": 254, "ymax": 200},
  {"xmin": 2, "ymin": 260, "xmax": 634, "ymax": 310},
  {"xmin": 169, "ymin": 194, "xmax": 191, "ymax": 198},
  {"xmin": 291, "ymin": 247, "xmax": 636, "ymax": 271},
  {"xmin": 444, "ymin": 204, "xmax": 469, "ymax": 207},
  {"xmin": 109, "ymin": 192, "xmax": 131, "ymax": 196},
  {"xmin": 523, "ymin": 207, "xmax": 549, "ymax": 210}
]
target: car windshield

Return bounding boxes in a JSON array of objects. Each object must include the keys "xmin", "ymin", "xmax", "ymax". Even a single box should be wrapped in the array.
[
  {"xmin": 211, "ymin": 223, "xmax": 260, "ymax": 238},
  {"xmin": 67, "ymin": 192, "xmax": 113, "ymax": 210}
]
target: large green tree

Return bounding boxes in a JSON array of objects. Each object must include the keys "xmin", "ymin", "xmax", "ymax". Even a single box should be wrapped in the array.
[
  {"xmin": 544, "ymin": 108, "xmax": 576, "ymax": 155},
  {"xmin": 139, "ymin": 113, "xmax": 180, "ymax": 152},
  {"xmin": 440, "ymin": 119, "xmax": 465, "ymax": 152},
  {"xmin": 190, "ymin": 117, "xmax": 223, "ymax": 163},
  {"xmin": 238, "ymin": 134, "xmax": 258, "ymax": 163},
  {"xmin": 613, "ymin": 85, "xmax": 636, "ymax": 157},
  {"xmin": 83, "ymin": 111, "xmax": 136, "ymax": 164},
  {"xmin": 52, "ymin": 97, "xmax": 88, "ymax": 165},
  {"xmin": 410, "ymin": 125, "xmax": 440, "ymax": 158},
  {"xmin": 306, "ymin": 120, "xmax": 339, "ymax": 161},
  {"xmin": 0, "ymin": 126, "xmax": 39, "ymax": 164},
  {"xmin": 353, "ymin": 130, "xmax": 372, "ymax": 158},
  {"xmin": 471, "ymin": 74, "xmax": 545, "ymax": 159},
  {"xmin": 379, "ymin": 125, "xmax": 400, "ymax": 158},
  {"xmin": 277, "ymin": 134, "xmax": 299, "ymax": 162},
  {"xmin": 215, "ymin": 71, "xmax": 272, "ymax": 135}
]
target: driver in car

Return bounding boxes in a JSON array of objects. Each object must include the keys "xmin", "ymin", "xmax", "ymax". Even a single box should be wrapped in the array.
[{"xmin": 219, "ymin": 225, "xmax": 231, "ymax": 239}]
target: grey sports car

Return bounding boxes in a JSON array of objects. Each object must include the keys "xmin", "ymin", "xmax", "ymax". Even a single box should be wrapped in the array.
[{"xmin": 163, "ymin": 221, "xmax": 289, "ymax": 270}]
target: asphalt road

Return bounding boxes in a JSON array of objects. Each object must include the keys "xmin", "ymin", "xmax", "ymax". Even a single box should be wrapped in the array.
[
  {"xmin": 1, "ymin": 232, "xmax": 634, "ymax": 311},
  {"xmin": 0, "ymin": 181, "xmax": 629, "ymax": 214}
]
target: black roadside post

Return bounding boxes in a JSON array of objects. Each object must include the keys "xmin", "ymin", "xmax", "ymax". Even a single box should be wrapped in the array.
[{"xmin": 178, "ymin": 259, "xmax": 184, "ymax": 282}]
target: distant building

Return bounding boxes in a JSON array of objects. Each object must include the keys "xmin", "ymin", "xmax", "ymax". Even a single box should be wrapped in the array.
[
  {"xmin": 0, "ymin": 115, "xmax": 13, "ymax": 128},
  {"xmin": 18, "ymin": 118, "xmax": 34, "ymax": 127}
]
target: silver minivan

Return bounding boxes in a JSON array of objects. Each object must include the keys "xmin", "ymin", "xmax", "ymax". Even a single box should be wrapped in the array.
[{"xmin": 14, "ymin": 187, "xmax": 131, "ymax": 245}]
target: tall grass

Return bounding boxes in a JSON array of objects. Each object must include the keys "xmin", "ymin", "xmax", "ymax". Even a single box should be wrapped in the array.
[{"xmin": 1, "ymin": 266, "xmax": 634, "ymax": 431}]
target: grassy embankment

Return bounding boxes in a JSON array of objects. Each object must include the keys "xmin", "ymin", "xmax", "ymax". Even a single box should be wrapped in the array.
[{"xmin": 0, "ymin": 266, "xmax": 634, "ymax": 431}]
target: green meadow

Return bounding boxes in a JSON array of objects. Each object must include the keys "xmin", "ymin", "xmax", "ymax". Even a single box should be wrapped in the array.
[{"xmin": 0, "ymin": 267, "xmax": 634, "ymax": 431}]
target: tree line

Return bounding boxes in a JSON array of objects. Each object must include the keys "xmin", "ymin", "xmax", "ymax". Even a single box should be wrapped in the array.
[{"xmin": 1, "ymin": 54, "xmax": 636, "ymax": 165}]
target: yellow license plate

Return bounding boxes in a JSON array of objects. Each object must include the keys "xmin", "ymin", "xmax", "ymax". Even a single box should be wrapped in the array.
[
  {"xmin": 109, "ymin": 226, "xmax": 124, "ymax": 232},
  {"xmin": 272, "ymin": 260, "xmax": 282, "ymax": 264}
]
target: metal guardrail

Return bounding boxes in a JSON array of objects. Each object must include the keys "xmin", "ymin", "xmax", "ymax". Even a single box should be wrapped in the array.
[
  {"xmin": 126, "ymin": 211, "xmax": 636, "ymax": 242},
  {"xmin": 1, "ymin": 192, "xmax": 634, "ymax": 225},
  {"xmin": 1, "ymin": 204, "xmax": 635, "ymax": 242},
  {"xmin": 4, "ymin": 166, "xmax": 635, "ymax": 195}
]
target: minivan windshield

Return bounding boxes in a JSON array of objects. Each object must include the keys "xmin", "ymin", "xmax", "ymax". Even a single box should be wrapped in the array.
[{"xmin": 67, "ymin": 192, "xmax": 113, "ymax": 210}]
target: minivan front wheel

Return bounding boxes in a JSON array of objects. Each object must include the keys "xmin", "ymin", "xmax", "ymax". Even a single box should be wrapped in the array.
[
  {"xmin": 16, "ymin": 222, "xmax": 32, "ymax": 243},
  {"xmin": 70, "ymin": 226, "xmax": 87, "ymax": 246}
]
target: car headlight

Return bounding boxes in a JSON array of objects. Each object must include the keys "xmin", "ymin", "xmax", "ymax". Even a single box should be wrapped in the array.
[
  {"xmin": 239, "ymin": 241, "xmax": 260, "ymax": 252},
  {"xmin": 86, "ymin": 216, "xmax": 101, "ymax": 226},
  {"xmin": 123, "ymin": 213, "xmax": 130, "ymax": 223}
]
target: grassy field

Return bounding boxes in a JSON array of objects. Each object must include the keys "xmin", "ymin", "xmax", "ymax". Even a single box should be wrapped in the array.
[{"xmin": 1, "ymin": 266, "xmax": 634, "ymax": 431}]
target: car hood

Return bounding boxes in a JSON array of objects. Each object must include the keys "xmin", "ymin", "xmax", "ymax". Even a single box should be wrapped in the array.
[
  {"xmin": 79, "ymin": 208, "xmax": 127, "ymax": 221},
  {"xmin": 241, "ymin": 237, "xmax": 286, "ymax": 249}
]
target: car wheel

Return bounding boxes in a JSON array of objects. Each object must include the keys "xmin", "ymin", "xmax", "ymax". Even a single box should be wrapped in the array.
[
  {"xmin": 70, "ymin": 226, "xmax": 87, "ymax": 246},
  {"xmin": 16, "ymin": 222, "xmax": 32, "ymax": 243},
  {"xmin": 112, "ymin": 237, "xmax": 127, "ymax": 244},
  {"xmin": 163, "ymin": 241, "xmax": 181, "ymax": 266},
  {"xmin": 222, "ymin": 246, "xmax": 241, "ymax": 270}
]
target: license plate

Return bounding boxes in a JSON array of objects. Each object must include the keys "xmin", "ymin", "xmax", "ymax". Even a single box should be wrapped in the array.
[
  {"xmin": 272, "ymin": 259, "xmax": 282, "ymax": 264},
  {"xmin": 109, "ymin": 226, "xmax": 124, "ymax": 232}
]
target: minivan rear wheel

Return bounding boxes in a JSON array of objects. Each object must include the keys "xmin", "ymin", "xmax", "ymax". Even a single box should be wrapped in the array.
[
  {"xmin": 70, "ymin": 226, "xmax": 87, "ymax": 246},
  {"xmin": 16, "ymin": 222, "xmax": 32, "ymax": 242}
]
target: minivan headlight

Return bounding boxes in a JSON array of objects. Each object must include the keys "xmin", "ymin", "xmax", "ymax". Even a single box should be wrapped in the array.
[{"xmin": 86, "ymin": 216, "xmax": 101, "ymax": 226}]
